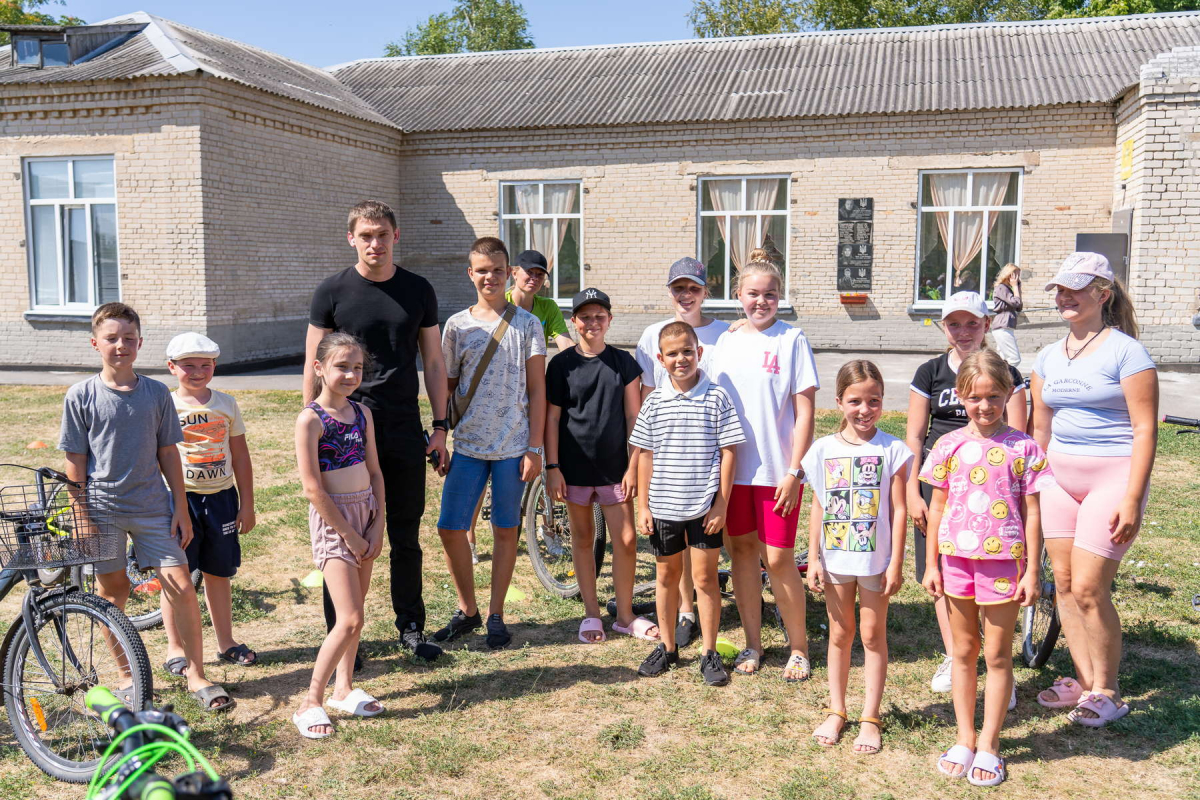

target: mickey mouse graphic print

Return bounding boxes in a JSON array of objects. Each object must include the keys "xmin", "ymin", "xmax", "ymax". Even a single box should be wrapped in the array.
[
  {"xmin": 801, "ymin": 430, "xmax": 913, "ymax": 577},
  {"xmin": 919, "ymin": 426, "xmax": 1055, "ymax": 561}
]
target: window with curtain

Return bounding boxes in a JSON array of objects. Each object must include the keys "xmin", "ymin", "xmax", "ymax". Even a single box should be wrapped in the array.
[
  {"xmin": 25, "ymin": 157, "xmax": 121, "ymax": 311},
  {"xmin": 915, "ymin": 170, "xmax": 1020, "ymax": 304},
  {"xmin": 699, "ymin": 176, "xmax": 789, "ymax": 301},
  {"xmin": 499, "ymin": 180, "xmax": 582, "ymax": 301}
]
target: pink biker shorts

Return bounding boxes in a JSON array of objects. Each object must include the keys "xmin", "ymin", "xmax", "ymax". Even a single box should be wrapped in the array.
[
  {"xmin": 564, "ymin": 483, "xmax": 627, "ymax": 507},
  {"xmin": 941, "ymin": 554, "xmax": 1024, "ymax": 605},
  {"xmin": 727, "ymin": 484, "xmax": 802, "ymax": 548},
  {"xmin": 1040, "ymin": 451, "xmax": 1147, "ymax": 561}
]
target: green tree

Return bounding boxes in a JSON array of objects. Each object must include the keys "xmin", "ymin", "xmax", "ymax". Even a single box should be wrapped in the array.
[
  {"xmin": 688, "ymin": 0, "xmax": 805, "ymax": 37},
  {"xmin": 386, "ymin": 0, "xmax": 534, "ymax": 57},
  {"xmin": 1, "ymin": 1, "xmax": 83, "ymax": 46}
]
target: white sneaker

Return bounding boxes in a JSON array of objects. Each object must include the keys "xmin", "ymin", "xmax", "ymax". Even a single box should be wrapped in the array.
[
  {"xmin": 1009, "ymin": 683, "xmax": 1017, "ymax": 711},
  {"xmin": 931, "ymin": 654, "xmax": 954, "ymax": 693},
  {"xmin": 470, "ymin": 543, "xmax": 479, "ymax": 565}
]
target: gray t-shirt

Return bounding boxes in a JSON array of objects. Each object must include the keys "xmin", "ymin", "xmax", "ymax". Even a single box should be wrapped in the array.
[
  {"xmin": 59, "ymin": 374, "xmax": 183, "ymax": 516},
  {"xmin": 442, "ymin": 305, "xmax": 546, "ymax": 460}
]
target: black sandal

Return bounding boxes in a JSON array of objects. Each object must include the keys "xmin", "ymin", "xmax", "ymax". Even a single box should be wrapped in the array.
[
  {"xmin": 163, "ymin": 657, "xmax": 188, "ymax": 678},
  {"xmin": 191, "ymin": 684, "xmax": 236, "ymax": 713},
  {"xmin": 217, "ymin": 643, "xmax": 258, "ymax": 666}
]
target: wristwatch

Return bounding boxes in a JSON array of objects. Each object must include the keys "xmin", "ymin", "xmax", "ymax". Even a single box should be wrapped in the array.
[
  {"xmin": 527, "ymin": 446, "xmax": 544, "ymax": 456},
  {"xmin": 787, "ymin": 467, "xmax": 804, "ymax": 479},
  {"xmin": 431, "ymin": 418, "xmax": 449, "ymax": 432}
]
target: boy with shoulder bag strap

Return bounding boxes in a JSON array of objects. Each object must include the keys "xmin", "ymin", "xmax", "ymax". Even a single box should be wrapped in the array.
[{"xmin": 435, "ymin": 237, "xmax": 547, "ymax": 649}]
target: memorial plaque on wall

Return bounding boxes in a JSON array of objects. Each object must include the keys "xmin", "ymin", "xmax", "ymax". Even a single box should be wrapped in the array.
[
  {"xmin": 838, "ymin": 221, "xmax": 873, "ymax": 244},
  {"xmin": 837, "ymin": 198, "xmax": 874, "ymax": 221},
  {"xmin": 837, "ymin": 243, "xmax": 873, "ymax": 292}
]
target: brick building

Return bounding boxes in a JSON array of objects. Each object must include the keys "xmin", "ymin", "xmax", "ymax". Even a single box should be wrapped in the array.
[{"xmin": 2, "ymin": 11, "xmax": 1199, "ymax": 367}]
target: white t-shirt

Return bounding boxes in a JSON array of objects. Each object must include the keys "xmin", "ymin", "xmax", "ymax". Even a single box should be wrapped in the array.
[
  {"xmin": 635, "ymin": 318, "xmax": 730, "ymax": 390},
  {"xmin": 710, "ymin": 320, "xmax": 820, "ymax": 486},
  {"xmin": 801, "ymin": 431, "xmax": 913, "ymax": 577}
]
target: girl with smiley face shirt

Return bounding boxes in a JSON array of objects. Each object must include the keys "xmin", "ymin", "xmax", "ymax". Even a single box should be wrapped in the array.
[{"xmin": 919, "ymin": 350, "xmax": 1053, "ymax": 787}]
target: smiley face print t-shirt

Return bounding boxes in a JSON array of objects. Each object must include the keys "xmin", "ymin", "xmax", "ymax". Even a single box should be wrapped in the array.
[{"xmin": 918, "ymin": 426, "xmax": 1054, "ymax": 561}]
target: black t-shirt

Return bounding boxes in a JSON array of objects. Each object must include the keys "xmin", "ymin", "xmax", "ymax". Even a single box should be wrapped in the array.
[
  {"xmin": 309, "ymin": 266, "xmax": 438, "ymax": 416},
  {"xmin": 910, "ymin": 352, "xmax": 1026, "ymax": 452},
  {"xmin": 546, "ymin": 346, "xmax": 642, "ymax": 487}
]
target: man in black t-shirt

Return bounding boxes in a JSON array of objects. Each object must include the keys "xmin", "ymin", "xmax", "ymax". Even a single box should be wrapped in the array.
[{"xmin": 305, "ymin": 200, "xmax": 448, "ymax": 661}]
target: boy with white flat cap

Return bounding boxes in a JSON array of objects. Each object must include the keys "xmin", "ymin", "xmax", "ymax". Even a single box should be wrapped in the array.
[{"xmin": 164, "ymin": 332, "xmax": 258, "ymax": 671}]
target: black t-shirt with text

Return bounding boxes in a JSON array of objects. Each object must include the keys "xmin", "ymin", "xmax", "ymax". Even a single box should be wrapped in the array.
[
  {"xmin": 910, "ymin": 352, "xmax": 1026, "ymax": 452},
  {"xmin": 309, "ymin": 266, "xmax": 438, "ymax": 417},
  {"xmin": 546, "ymin": 346, "xmax": 643, "ymax": 487}
]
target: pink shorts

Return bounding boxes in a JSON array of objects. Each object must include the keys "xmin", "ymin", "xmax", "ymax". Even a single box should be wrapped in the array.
[
  {"xmin": 309, "ymin": 489, "xmax": 376, "ymax": 569},
  {"xmin": 564, "ymin": 483, "xmax": 627, "ymax": 507},
  {"xmin": 940, "ymin": 555, "xmax": 1023, "ymax": 605},
  {"xmin": 727, "ymin": 484, "xmax": 802, "ymax": 548},
  {"xmin": 1040, "ymin": 451, "xmax": 1147, "ymax": 561}
]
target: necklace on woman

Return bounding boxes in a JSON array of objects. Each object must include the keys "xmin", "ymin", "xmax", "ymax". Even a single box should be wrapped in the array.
[{"xmin": 1065, "ymin": 326, "xmax": 1106, "ymax": 365}]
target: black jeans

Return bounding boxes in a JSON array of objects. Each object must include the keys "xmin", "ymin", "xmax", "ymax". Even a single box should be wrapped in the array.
[
  {"xmin": 0, "ymin": 567, "xmax": 21, "ymax": 603},
  {"xmin": 323, "ymin": 410, "xmax": 428, "ymax": 636}
]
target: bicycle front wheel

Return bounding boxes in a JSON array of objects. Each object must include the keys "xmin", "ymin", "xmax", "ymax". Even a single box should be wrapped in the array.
[
  {"xmin": 4, "ymin": 590, "xmax": 153, "ymax": 782},
  {"xmin": 1020, "ymin": 551, "xmax": 1061, "ymax": 668}
]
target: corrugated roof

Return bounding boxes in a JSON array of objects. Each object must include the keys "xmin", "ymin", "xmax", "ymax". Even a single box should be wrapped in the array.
[
  {"xmin": 0, "ymin": 12, "xmax": 398, "ymax": 128},
  {"xmin": 331, "ymin": 12, "xmax": 1200, "ymax": 133}
]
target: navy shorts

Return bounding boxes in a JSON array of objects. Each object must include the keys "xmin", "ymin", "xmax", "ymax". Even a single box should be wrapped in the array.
[{"xmin": 184, "ymin": 487, "xmax": 241, "ymax": 578}]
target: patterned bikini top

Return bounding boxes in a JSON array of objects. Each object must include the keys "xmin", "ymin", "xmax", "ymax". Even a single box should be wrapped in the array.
[{"xmin": 307, "ymin": 401, "xmax": 367, "ymax": 472}]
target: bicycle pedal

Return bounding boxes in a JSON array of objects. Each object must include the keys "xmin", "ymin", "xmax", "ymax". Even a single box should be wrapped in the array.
[{"xmin": 173, "ymin": 771, "xmax": 232, "ymax": 799}]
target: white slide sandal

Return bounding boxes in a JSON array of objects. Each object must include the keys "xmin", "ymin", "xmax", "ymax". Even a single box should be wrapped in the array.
[{"xmin": 327, "ymin": 688, "xmax": 384, "ymax": 717}]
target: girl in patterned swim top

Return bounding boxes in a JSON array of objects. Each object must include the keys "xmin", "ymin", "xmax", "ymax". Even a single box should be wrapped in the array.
[{"xmin": 293, "ymin": 332, "xmax": 387, "ymax": 739}]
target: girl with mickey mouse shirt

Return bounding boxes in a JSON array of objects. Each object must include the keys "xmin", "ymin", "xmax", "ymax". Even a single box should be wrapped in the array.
[{"xmin": 919, "ymin": 350, "xmax": 1054, "ymax": 787}]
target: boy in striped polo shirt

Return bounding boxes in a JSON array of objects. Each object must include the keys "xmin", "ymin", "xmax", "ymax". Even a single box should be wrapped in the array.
[{"xmin": 630, "ymin": 321, "xmax": 745, "ymax": 685}]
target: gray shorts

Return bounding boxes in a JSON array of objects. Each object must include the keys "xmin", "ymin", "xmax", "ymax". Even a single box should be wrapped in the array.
[
  {"xmin": 824, "ymin": 570, "xmax": 885, "ymax": 593},
  {"xmin": 94, "ymin": 513, "xmax": 188, "ymax": 576}
]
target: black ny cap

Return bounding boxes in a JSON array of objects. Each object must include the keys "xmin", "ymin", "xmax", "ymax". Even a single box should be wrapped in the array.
[{"xmin": 571, "ymin": 288, "xmax": 611, "ymax": 315}]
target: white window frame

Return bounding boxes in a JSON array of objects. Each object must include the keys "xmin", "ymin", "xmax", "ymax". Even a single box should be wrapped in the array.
[
  {"xmin": 913, "ymin": 168, "xmax": 1022, "ymax": 311},
  {"xmin": 696, "ymin": 175, "xmax": 791, "ymax": 308},
  {"xmin": 497, "ymin": 179, "xmax": 584, "ymax": 306},
  {"xmin": 23, "ymin": 155, "xmax": 121, "ymax": 314}
]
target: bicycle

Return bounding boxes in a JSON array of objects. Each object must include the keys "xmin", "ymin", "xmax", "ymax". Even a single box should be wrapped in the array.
[
  {"xmin": 0, "ymin": 464, "xmax": 153, "ymax": 782},
  {"xmin": 85, "ymin": 685, "xmax": 230, "ymax": 799},
  {"xmin": 1020, "ymin": 413, "xmax": 1200, "ymax": 667},
  {"xmin": 123, "ymin": 546, "xmax": 203, "ymax": 632}
]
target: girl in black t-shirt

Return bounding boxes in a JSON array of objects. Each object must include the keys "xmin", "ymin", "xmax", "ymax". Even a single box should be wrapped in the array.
[{"xmin": 904, "ymin": 292, "xmax": 1028, "ymax": 692}]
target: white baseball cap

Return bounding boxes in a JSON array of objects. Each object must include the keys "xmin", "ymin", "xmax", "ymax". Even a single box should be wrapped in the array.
[
  {"xmin": 940, "ymin": 291, "xmax": 991, "ymax": 320},
  {"xmin": 1044, "ymin": 252, "xmax": 1114, "ymax": 291},
  {"xmin": 166, "ymin": 332, "xmax": 220, "ymax": 361}
]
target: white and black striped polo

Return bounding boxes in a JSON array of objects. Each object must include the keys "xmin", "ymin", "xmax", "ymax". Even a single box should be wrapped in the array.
[{"xmin": 629, "ymin": 372, "xmax": 746, "ymax": 521}]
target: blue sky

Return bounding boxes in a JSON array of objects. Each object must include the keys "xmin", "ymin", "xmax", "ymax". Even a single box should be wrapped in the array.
[{"xmin": 57, "ymin": 1, "xmax": 698, "ymax": 67}]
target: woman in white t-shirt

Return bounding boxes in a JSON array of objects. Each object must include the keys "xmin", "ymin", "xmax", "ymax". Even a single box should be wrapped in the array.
[
  {"xmin": 1030, "ymin": 252, "xmax": 1158, "ymax": 727},
  {"xmin": 711, "ymin": 257, "xmax": 818, "ymax": 681},
  {"xmin": 633, "ymin": 256, "xmax": 731, "ymax": 648}
]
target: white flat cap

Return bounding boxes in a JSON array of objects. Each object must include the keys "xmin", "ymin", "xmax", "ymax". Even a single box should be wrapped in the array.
[{"xmin": 166, "ymin": 332, "xmax": 220, "ymax": 361}]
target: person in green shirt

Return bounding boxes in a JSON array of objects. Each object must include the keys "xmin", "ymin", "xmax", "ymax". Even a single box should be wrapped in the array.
[{"xmin": 506, "ymin": 250, "xmax": 576, "ymax": 353}]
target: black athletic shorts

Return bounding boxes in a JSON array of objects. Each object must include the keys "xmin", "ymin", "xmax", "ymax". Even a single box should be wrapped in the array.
[
  {"xmin": 184, "ymin": 487, "xmax": 241, "ymax": 578},
  {"xmin": 650, "ymin": 516, "xmax": 723, "ymax": 558}
]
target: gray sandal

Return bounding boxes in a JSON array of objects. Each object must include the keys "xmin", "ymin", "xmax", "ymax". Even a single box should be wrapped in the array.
[
  {"xmin": 191, "ymin": 684, "xmax": 236, "ymax": 713},
  {"xmin": 163, "ymin": 657, "xmax": 188, "ymax": 678}
]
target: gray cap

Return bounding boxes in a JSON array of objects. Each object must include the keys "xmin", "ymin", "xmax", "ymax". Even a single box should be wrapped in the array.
[{"xmin": 666, "ymin": 257, "xmax": 706, "ymax": 287}]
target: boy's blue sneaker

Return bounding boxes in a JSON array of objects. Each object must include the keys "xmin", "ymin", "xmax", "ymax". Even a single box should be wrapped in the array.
[
  {"xmin": 486, "ymin": 613, "xmax": 512, "ymax": 649},
  {"xmin": 432, "ymin": 609, "xmax": 482, "ymax": 642},
  {"xmin": 638, "ymin": 643, "xmax": 679, "ymax": 677},
  {"xmin": 699, "ymin": 650, "xmax": 730, "ymax": 686}
]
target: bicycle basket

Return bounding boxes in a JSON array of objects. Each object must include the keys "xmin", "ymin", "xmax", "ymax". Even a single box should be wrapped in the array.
[{"xmin": 0, "ymin": 481, "xmax": 121, "ymax": 569}]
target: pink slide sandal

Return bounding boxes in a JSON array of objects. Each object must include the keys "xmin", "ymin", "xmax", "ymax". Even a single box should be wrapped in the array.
[
  {"xmin": 1037, "ymin": 677, "xmax": 1083, "ymax": 709},
  {"xmin": 611, "ymin": 616, "xmax": 659, "ymax": 641},
  {"xmin": 577, "ymin": 617, "xmax": 606, "ymax": 644},
  {"xmin": 1070, "ymin": 693, "xmax": 1131, "ymax": 728}
]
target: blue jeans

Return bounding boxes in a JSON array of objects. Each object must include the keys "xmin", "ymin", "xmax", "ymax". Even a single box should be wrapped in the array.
[{"xmin": 438, "ymin": 453, "xmax": 525, "ymax": 530}]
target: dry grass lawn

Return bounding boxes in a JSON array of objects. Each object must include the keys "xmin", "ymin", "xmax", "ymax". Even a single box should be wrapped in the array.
[{"xmin": 0, "ymin": 385, "xmax": 1197, "ymax": 800}]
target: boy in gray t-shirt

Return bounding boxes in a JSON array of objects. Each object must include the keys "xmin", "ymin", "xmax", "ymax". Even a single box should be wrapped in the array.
[{"xmin": 58, "ymin": 303, "xmax": 235, "ymax": 712}]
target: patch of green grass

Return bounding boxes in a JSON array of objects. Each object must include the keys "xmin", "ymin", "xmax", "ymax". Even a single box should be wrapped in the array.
[
  {"xmin": 772, "ymin": 766, "xmax": 859, "ymax": 800},
  {"xmin": 597, "ymin": 717, "xmax": 645, "ymax": 750}
]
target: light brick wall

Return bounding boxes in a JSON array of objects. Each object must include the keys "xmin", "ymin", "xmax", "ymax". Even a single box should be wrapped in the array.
[
  {"xmin": 0, "ymin": 78, "xmax": 208, "ymax": 366},
  {"xmin": 394, "ymin": 105, "xmax": 1125, "ymax": 356}
]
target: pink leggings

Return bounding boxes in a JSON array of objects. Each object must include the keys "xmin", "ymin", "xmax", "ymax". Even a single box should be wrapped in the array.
[{"xmin": 1040, "ymin": 451, "xmax": 1146, "ymax": 561}]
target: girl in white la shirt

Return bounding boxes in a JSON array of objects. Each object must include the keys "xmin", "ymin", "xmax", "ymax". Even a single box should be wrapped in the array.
[
  {"xmin": 711, "ymin": 256, "xmax": 818, "ymax": 681},
  {"xmin": 633, "ymin": 256, "xmax": 730, "ymax": 648}
]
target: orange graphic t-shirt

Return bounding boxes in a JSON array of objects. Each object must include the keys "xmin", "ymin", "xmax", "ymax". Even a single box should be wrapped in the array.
[{"xmin": 171, "ymin": 389, "xmax": 246, "ymax": 494}]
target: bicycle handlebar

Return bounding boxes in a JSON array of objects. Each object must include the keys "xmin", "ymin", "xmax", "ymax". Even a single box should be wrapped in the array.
[
  {"xmin": 1162, "ymin": 415, "xmax": 1200, "ymax": 427},
  {"xmin": 86, "ymin": 686, "xmax": 128, "ymax": 728}
]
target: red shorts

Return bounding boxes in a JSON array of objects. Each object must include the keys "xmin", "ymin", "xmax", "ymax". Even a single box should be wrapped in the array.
[{"xmin": 727, "ymin": 484, "xmax": 802, "ymax": 548}]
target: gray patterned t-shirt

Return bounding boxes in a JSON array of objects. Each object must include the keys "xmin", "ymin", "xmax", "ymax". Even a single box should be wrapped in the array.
[{"xmin": 442, "ymin": 304, "xmax": 546, "ymax": 460}]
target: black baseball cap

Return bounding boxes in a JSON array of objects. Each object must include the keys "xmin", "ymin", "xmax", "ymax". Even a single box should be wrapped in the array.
[
  {"xmin": 514, "ymin": 250, "xmax": 549, "ymax": 272},
  {"xmin": 571, "ymin": 288, "xmax": 611, "ymax": 315}
]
